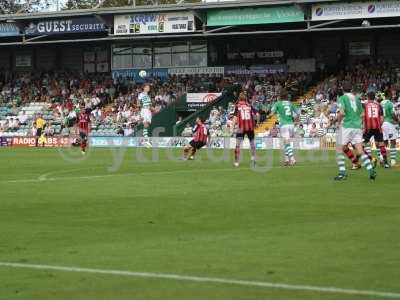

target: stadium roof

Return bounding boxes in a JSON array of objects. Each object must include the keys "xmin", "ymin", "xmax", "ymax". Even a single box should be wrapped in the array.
[{"xmin": 0, "ymin": 0, "xmax": 340, "ymax": 21}]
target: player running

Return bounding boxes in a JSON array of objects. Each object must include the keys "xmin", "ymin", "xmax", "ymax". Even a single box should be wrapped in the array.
[
  {"xmin": 379, "ymin": 93, "xmax": 398, "ymax": 166},
  {"xmin": 77, "ymin": 106, "xmax": 91, "ymax": 154},
  {"xmin": 139, "ymin": 83, "xmax": 152, "ymax": 148},
  {"xmin": 233, "ymin": 92, "xmax": 257, "ymax": 167},
  {"xmin": 183, "ymin": 117, "xmax": 208, "ymax": 160},
  {"xmin": 270, "ymin": 88, "xmax": 297, "ymax": 166},
  {"xmin": 363, "ymin": 91, "xmax": 388, "ymax": 168},
  {"xmin": 334, "ymin": 82, "xmax": 376, "ymax": 181}
]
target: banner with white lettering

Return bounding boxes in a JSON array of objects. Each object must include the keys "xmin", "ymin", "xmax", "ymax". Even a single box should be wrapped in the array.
[
  {"xmin": 15, "ymin": 55, "xmax": 32, "ymax": 67},
  {"xmin": 187, "ymin": 93, "xmax": 222, "ymax": 110},
  {"xmin": 114, "ymin": 12, "xmax": 195, "ymax": 35},
  {"xmin": 88, "ymin": 137, "xmax": 324, "ymax": 150},
  {"xmin": 9, "ymin": 137, "xmax": 74, "ymax": 147},
  {"xmin": 312, "ymin": 1, "xmax": 400, "ymax": 21},
  {"xmin": 227, "ymin": 51, "xmax": 284, "ymax": 60},
  {"xmin": 112, "ymin": 68, "xmax": 168, "ymax": 82},
  {"xmin": 168, "ymin": 67, "xmax": 224, "ymax": 75},
  {"xmin": 25, "ymin": 17, "xmax": 106, "ymax": 35},
  {"xmin": 349, "ymin": 42, "xmax": 371, "ymax": 56},
  {"xmin": 224, "ymin": 65, "xmax": 287, "ymax": 75}
]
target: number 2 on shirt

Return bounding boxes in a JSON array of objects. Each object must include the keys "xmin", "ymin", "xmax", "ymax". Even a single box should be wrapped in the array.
[{"xmin": 284, "ymin": 105, "xmax": 291, "ymax": 116}]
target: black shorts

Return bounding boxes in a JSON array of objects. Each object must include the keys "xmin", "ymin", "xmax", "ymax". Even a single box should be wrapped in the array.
[
  {"xmin": 36, "ymin": 128, "xmax": 42, "ymax": 137},
  {"xmin": 363, "ymin": 129, "xmax": 383, "ymax": 143},
  {"xmin": 236, "ymin": 130, "xmax": 255, "ymax": 141},
  {"xmin": 190, "ymin": 140, "xmax": 206, "ymax": 150},
  {"xmin": 79, "ymin": 132, "xmax": 88, "ymax": 140}
]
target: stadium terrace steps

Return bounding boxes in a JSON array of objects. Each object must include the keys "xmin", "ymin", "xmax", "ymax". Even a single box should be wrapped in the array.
[
  {"xmin": 255, "ymin": 87, "xmax": 317, "ymax": 134},
  {"xmin": 134, "ymin": 94, "xmax": 188, "ymax": 137},
  {"xmin": 174, "ymin": 85, "xmax": 241, "ymax": 136},
  {"xmin": 255, "ymin": 115, "xmax": 277, "ymax": 134},
  {"xmin": 103, "ymin": 104, "xmax": 114, "ymax": 113}
]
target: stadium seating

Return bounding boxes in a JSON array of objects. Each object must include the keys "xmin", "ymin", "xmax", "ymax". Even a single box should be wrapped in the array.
[
  {"xmin": 0, "ymin": 72, "xmax": 226, "ymax": 138},
  {"xmin": 176, "ymin": 61, "xmax": 400, "ymax": 139},
  {"xmin": 180, "ymin": 73, "xmax": 313, "ymax": 137},
  {"xmin": 256, "ymin": 61, "xmax": 400, "ymax": 138},
  {"xmin": 2, "ymin": 63, "xmax": 399, "ymax": 139}
]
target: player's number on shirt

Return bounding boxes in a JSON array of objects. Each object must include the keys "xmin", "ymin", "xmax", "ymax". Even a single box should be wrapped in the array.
[
  {"xmin": 367, "ymin": 106, "xmax": 379, "ymax": 118},
  {"xmin": 240, "ymin": 108, "xmax": 251, "ymax": 120},
  {"xmin": 350, "ymin": 99, "xmax": 358, "ymax": 112},
  {"xmin": 284, "ymin": 105, "xmax": 291, "ymax": 116}
]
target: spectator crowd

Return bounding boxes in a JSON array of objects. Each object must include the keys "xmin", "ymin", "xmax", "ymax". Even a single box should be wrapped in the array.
[
  {"xmin": 0, "ymin": 71, "xmax": 227, "ymax": 137},
  {"xmin": 0, "ymin": 70, "xmax": 312, "ymax": 138},
  {"xmin": 198, "ymin": 72, "xmax": 312, "ymax": 138},
  {"xmin": 289, "ymin": 60, "xmax": 400, "ymax": 139},
  {"xmin": 186, "ymin": 60, "xmax": 400, "ymax": 140},
  {"xmin": 4, "ymin": 62, "xmax": 397, "ymax": 141}
]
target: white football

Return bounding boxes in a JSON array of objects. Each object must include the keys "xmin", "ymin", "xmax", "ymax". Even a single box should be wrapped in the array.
[{"xmin": 139, "ymin": 70, "xmax": 147, "ymax": 78}]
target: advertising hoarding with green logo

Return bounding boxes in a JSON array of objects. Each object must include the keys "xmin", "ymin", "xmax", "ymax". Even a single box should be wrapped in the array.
[{"xmin": 207, "ymin": 6, "xmax": 304, "ymax": 26}]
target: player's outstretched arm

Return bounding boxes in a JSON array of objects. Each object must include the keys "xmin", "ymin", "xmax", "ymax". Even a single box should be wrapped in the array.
[
  {"xmin": 266, "ymin": 112, "xmax": 273, "ymax": 120},
  {"xmin": 268, "ymin": 102, "xmax": 277, "ymax": 120}
]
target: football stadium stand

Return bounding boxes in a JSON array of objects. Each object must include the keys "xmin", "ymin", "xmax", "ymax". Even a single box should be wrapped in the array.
[{"xmin": 2, "ymin": 65, "xmax": 398, "ymax": 140}]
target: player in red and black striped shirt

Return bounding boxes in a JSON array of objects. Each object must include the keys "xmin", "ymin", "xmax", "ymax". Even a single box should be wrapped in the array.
[
  {"xmin": 233, "ymin": 92, "xmax": 258, "ymax": 167},
  {"xmin": 363, "ymin": 91, "xmax": 389, "ymax": 167},
  {"xmin": 77, "ymin": 106, "xmax": 91, "ymax": 154},
  {"xmin": 183, "ymin": 117, "xmax": 208, "ymax": 160}
]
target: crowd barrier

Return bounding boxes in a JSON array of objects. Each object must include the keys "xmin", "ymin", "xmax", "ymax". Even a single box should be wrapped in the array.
[
  {"xmin": 1, "ymin": 136, "xmax": 399, "ymax": 150},
  {"xmin": 89, "ymin": 136, "xmax": 322, "ymax": 150}
]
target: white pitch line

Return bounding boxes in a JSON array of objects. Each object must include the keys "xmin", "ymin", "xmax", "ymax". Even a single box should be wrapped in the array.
[
  {"xmin": 0, "ymin": 163, "xmax": 335, "ymax": 184},
  {"xmin": 0, "ymin": 168, "xmax": 236, "ymax": 184},
  {"xmin": 38, "ymin": 168, "xmax": 89, "ymax": 182},
  {"xmin": 0, "ymin": 262, "xmax": 399, "ymax": 299}
]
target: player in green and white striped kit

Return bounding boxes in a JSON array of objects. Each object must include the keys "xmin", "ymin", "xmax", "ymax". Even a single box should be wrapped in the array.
[
  {"xmin": 379, "ymin": 95, "xmax": 398, "ymax": 166},
  {"xmin": 334, "ymin": 83, "xmax": 376, "ymax": 180},
  {"xmin": 138, "ymin": 84, "xmax": 152, "ymax": 147},
  {"xmin": 271, "ymin": 88, "xmax": 297, "ymax": 166}
]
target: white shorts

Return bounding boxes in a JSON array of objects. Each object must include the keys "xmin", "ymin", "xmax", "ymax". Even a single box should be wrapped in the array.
[
  {"xmin": 336, "ymin": 127, "xmax": 363, "ymax": 146},
  {"xmin": 140, "ymin": 108, "xmax": 152, "ymax": 124},
  {"xmin": 382, "ymin": 122, "xmax": 398, "ymax": 141},
  {"xmin": 280, "ymin": 124, "xmax": 295, "ymax": 139}
]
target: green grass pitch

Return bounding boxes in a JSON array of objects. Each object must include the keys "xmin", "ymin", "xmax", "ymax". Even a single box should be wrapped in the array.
[{"xmin": 0, "ymin": 147, "xmax": 399, "ymax": 300}]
